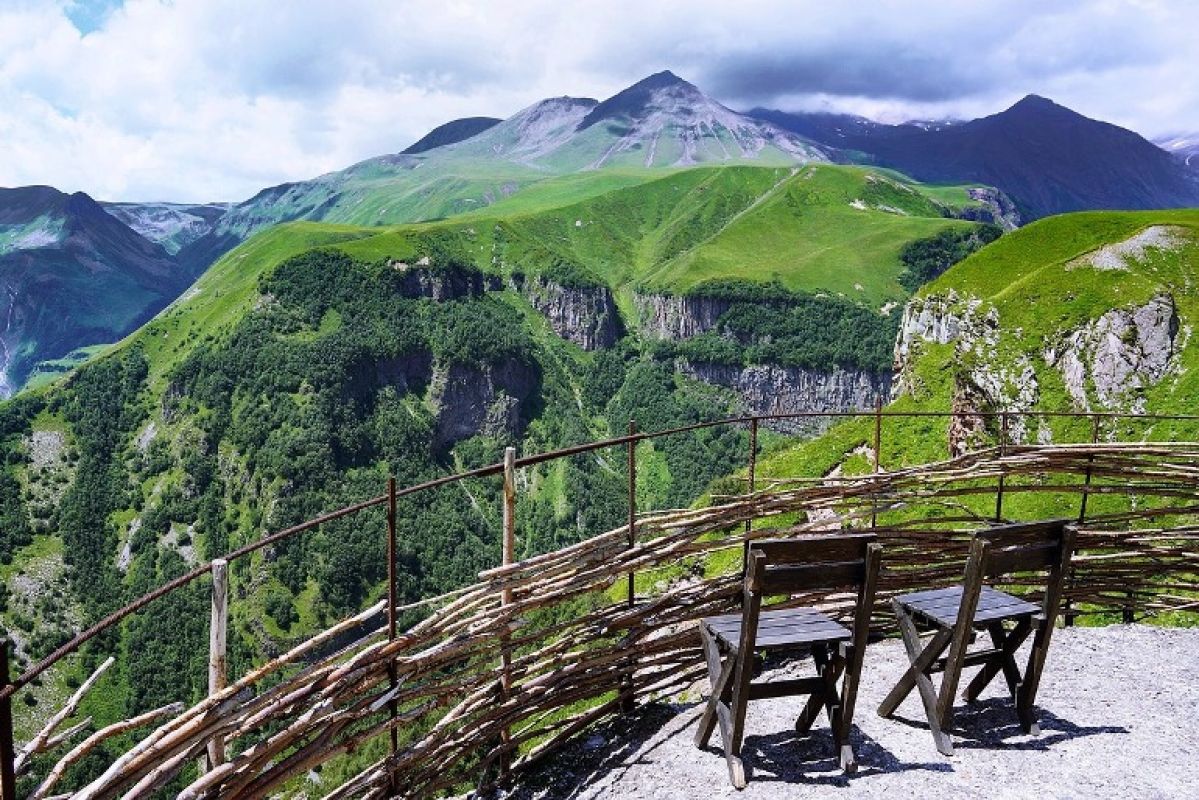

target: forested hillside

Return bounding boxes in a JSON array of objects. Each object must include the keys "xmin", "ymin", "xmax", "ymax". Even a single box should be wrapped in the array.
[{"xmin": 0, "ymin": 163, "xmax": 1000, "ymax": 794}]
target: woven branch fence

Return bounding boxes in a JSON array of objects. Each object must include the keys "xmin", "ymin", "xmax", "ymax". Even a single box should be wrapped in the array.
[{"xmin": 10, "ymin": 440, "xmax": 1196, "ymax": 799}]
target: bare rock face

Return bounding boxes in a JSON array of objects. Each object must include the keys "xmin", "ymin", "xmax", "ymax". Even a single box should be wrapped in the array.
[
  {"xmin": 897, "ymin": 291, "xmax": 1040, "ymax": 446},
  {"xmin": 390, "ymin": 261, "xmax": 500, "ymax": 300},
  {"xmin": 964, "ymin": 187, "xmax": 1022, "ymax": 231},
  {"xmin": 677, "ymin": 360, "xmax": 890, "ymax": 434},
  {"xmin": 429, "ymin": 358, "xmax": 539, "ymax": 447},
  {"xmin": 634, "ymin": 294, "xmax": 733, "ymax": 340},
  {"xmin": 518, "ymin": 276, "xmax": 622, "ymax": 350},
  {"xmin": 1045, "ymin": 294, "xmax": 1179, "ymax": 412},
  {"xmin": 893, "ymin": 290, "xmax": 1000, "ymax": 397}
]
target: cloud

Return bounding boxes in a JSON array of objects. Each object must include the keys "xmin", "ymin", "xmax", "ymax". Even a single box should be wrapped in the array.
[{"xmin": 0, "ymin": 0, "xmax": 1195, "ymax": 202}]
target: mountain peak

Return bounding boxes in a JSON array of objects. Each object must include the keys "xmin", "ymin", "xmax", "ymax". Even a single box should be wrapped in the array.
[
  {"xmin": 633, "ymin": 70, "xmax": 692, "ymax": 91},
  {"xmin": 577, "ymin": 71, "xmax": 704, "ymax": 131},
  {"xmin": 1005, "ymin": 94, "xmax": 1067, "ymax": 115},
  {"xmin": 401, "ymin": 116, "xmax": 502, "ymax": 154}
]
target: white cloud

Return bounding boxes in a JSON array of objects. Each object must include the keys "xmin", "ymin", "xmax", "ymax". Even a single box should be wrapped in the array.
[{"xmin": 0, "ymin": 0, "xmax": 1196, "ymax": 202}]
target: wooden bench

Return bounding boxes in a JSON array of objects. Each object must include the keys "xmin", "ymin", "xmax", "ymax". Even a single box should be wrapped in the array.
[
  {"xmin": 877, "ymin": 520, "xmax": 1076, "ymax": 755},
  {"xmin": 695, "ymin": 533, "xmax": 882, "ymax": 788}
]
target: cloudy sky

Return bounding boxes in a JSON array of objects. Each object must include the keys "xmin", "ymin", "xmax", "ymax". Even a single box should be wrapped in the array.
[{"xmin": 1, "ymin": 0, "xmax": 1196, "ymax": 202}]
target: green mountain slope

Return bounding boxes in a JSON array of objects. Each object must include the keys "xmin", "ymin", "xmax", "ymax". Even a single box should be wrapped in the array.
[
  {"xmin": 757, "ymin": 210, "xmax": 1199, "ymax": 502},
  {"xmin": 0, "ymin": 162, "xmax": 1002, "ymax": 792}
]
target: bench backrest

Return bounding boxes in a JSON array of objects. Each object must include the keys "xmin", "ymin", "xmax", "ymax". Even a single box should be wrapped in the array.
[
  {"xmin": 747, "ymin": 532, "xmax": 877, "ymax": 596},
  {"xmin": 974, "ymin": 519, "xmax": 1073, "ymax": 580}
]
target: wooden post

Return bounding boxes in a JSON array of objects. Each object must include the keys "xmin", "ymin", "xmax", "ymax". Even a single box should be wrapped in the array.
[
  {"xmin": 871, "ymin": 398, "xmax": 883, "ymax": 528},
  {"xmin": 626, "ymin": 420, "xmax": 636, "ymax": 609},
  {"xmin": 500, "ymin": 447, "xmax": 517, "ymax": 774},
  {"xmin": 741, "ymin": 417, "xmax": 758, "ymax": 576},
  {"xmin": 1067, "ymin": 415, "xmax": 1100, "ymax": 627},
  {"xmin": 387, "ymin": 476, "xmax": 399, "ymax": 764},
  {"xmin": 994, "ymin": 411, "xmax": 1008, "ymax": 522},
  {"xmin": 1, "ymin": 639, "xmax": 15, "ymax": 800},
  {"xmin": 205, "ymin": 559, "xmax": 228, "ymax": 774},
  {"xmin": 621, "ymin": 421, "xmax": 637, "ymax": 713}
]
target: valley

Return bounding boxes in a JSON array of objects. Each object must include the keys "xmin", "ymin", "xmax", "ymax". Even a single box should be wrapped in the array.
[{"xmin": 1, "ymin": 61, "xmax": 1199, "ymax": 798}]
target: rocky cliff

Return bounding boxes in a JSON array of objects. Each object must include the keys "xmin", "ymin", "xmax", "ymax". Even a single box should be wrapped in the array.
[
  {"xmin": 391, "ymin": 260, "xmax": 500, "ymax": 300},
  {"xmin": 678, "ymin": 360, "xmax": 890, "ymax": 433},
  {"xmin": 517, "ymin": 275, "xmax": 621, "ymax": 350},
  {"xmin": 429, "ymin": 357, "xmax": 540, "ymax": 447},
  {"xmin": 634, "ymin": 293, "xmax": 734, "ymax": 340},
  {"xmin": 894, "ymin": 289, "xmax": 1182, "ymax": 451},
  {"xmin": 1044, "ymin": 293, "xmax": 1180, "ymax": 413}
]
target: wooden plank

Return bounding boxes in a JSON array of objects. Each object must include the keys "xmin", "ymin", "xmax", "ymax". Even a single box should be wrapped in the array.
[
  {"xmin": 837, "ymin": 542, "xmax": 881, "ymax": 773},
  {"xmin": 760, "ymin": 561, "xmax": 866, "ymax": 593},
  {"xmin": 694, "ymin": 626, "xmax": 733, "ymax": 749},
  {"xmin": 750, "ymin": 533, "xmax": 874, "ymax": 565},
  {"xmin": 877, "ymin": 609, "xmax": 952, "ymax": 719},
  {"xmin": 748, "ymin": 677, "xmax": 825, "ymax": 701},
  {"xmin": 986, "ymin": 542, "xmax": 1059, "ymax": 577}
]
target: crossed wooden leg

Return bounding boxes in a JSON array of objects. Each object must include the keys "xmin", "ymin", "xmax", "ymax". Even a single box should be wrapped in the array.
[
  {"xmin": 694, "ymin": 626, "xmax": 747, "ymax": 787},
  {"xmin": 877, "ymin": 600, "xmax": 955, "ymax": 755}
]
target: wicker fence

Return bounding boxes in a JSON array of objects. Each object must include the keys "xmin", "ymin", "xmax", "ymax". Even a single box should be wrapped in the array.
[{"xmin": 3, "ymin": 413, "xmax": 1199, "ymax": 799}]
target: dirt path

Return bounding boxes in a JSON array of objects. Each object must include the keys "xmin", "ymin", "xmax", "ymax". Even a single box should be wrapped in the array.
[{"xmin": 511, "ymin": 624, "xmax": 1199, "ymax": 799}]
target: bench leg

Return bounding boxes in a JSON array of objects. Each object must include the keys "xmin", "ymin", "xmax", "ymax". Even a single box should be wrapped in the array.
[
  {"xmin": 695, "ymin": 626, "xmax": 735, "ymax": 749},
  {"xmin": 880, "ymin": 605, "xmax": 955, "ymax": 755},
  {"xmin": 1015, "ymin": 617, "xmax": 1056, "ymax": 736},
  {"xmin": 964, "ymin": 618, "xmax": 1031, "ymax": 703}
]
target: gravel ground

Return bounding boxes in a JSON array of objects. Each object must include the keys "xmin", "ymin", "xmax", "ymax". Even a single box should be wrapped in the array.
[{"xmin": 510, "ymin": 625, "xmax": 1199, "ymax": 800}]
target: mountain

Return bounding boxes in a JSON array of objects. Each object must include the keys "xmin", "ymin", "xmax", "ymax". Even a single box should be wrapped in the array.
[
  {"xmin": 757, "ymin": 209, "xmax": 1199, "ymax": 493},
  {"xmin": 0, "ymin": 164, "xmax": 1001, "ymax": 729},
  {"xmin": 1156, "ymin": 133, "xmax": 1199, "ymax": 168},
  {"xmin": 0, "ymin": 186, "xmax": 188, "ymax": 396},
  {"xmin": 750, "ymin": 95, "xmax": 1199, "ymax": 220},
  {"xmin": 101, "ymin": 201, "xmax": 229, "ymax": 254},
  {"xmin": 401, "ymin": 116, "xmax": 502, "ymax": 154},
  {"xmin": 182, "ymin": 71, "xmax": 829, "ymax": 268}
]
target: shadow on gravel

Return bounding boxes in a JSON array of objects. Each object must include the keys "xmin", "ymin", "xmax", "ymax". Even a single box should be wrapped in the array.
[
  {"xmin": 732, "ymin": 724, "xmax": 953, "ymax": 788},
  {"xmin": 889, "ymin": 698, "xmax": 1129, "ymax": 752},
  {"xmin": 506, "ymin": 703, "xmax": 693, "ymax": 800}
]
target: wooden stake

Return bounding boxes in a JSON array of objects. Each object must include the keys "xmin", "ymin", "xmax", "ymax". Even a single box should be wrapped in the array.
[
  {"xmin": 206, "ymin": 559, "xmax": 228, "ymax": 774},
  {"xmin": 387, "ymin": 476, "xmax": 399, "ymax": 772},
  {"xmin": 500, "ymin": 447, "xmax": 517, "ymax": 776},
  {"xmin": 872, "ymin": 398, "xmax": 883, "ymax": 528},
  {"xmin": 1, "ymin": 639, "xmax": 15, "ymax": 800},
  {"xmin": 741, "ymin": 417, "xmax": 758, "ymax": 575},
  {"xmin": 1067, "ymin": 415, "xmax": 1100, "ymax": 627},
  {"xmin": 622, "ymin": 420, "xmax": 637, "ymax": 713},
  {"xmin": 995, "ymin": 411, "xmax": 1009, "ymax": 522}
]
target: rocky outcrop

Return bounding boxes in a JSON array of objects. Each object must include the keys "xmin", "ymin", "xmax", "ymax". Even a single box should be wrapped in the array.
[
  {"xmin": 896, "ymin": 291, "xmax": 1040, "ymax": 449},
  {"xmin": 678, "ymin": 360, "xmax": 890, "ymax": 433},
  {"xmin": 1044, "ymin": 294, "xmax": 1179, "ymax": 412},
  {"xmin": 429, "ymin": 358, "xmax": 540, "ymax": 447},
  {"xmin": 893, "ymin": 290, "xmax": 999, "ymax": 397},
  {"xmin": 635, "ymin": 294, "xmax": 734, "ymax": 340},
  {"xmin": 390, "ymin": 261, "xmax": 500, "ymax": 300},
  {"xmin": 374, "ymin": 351, "xmax": 434, "ymax": 395},
  {"xmin": 963, "ymin": 187, "xmax": 1022, "ymax": 230},
  {"xmin": 518, "ymin": 276, "xmax": 622, "ymax": 350}
]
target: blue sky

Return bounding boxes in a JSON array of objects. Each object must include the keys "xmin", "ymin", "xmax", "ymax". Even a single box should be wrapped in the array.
[
  {"xmin": 63, "ymin": 0, "xmax": 122, "ymax": 34},
  {"xmin": 0, "ymin": 0, "xmax": 1196, "ymax": 202}
]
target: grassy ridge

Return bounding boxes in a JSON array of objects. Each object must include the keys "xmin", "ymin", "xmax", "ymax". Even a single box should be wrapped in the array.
[{"xmin": 756, "ymin": 210, "xmax": 1199, "ymax": 493}]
